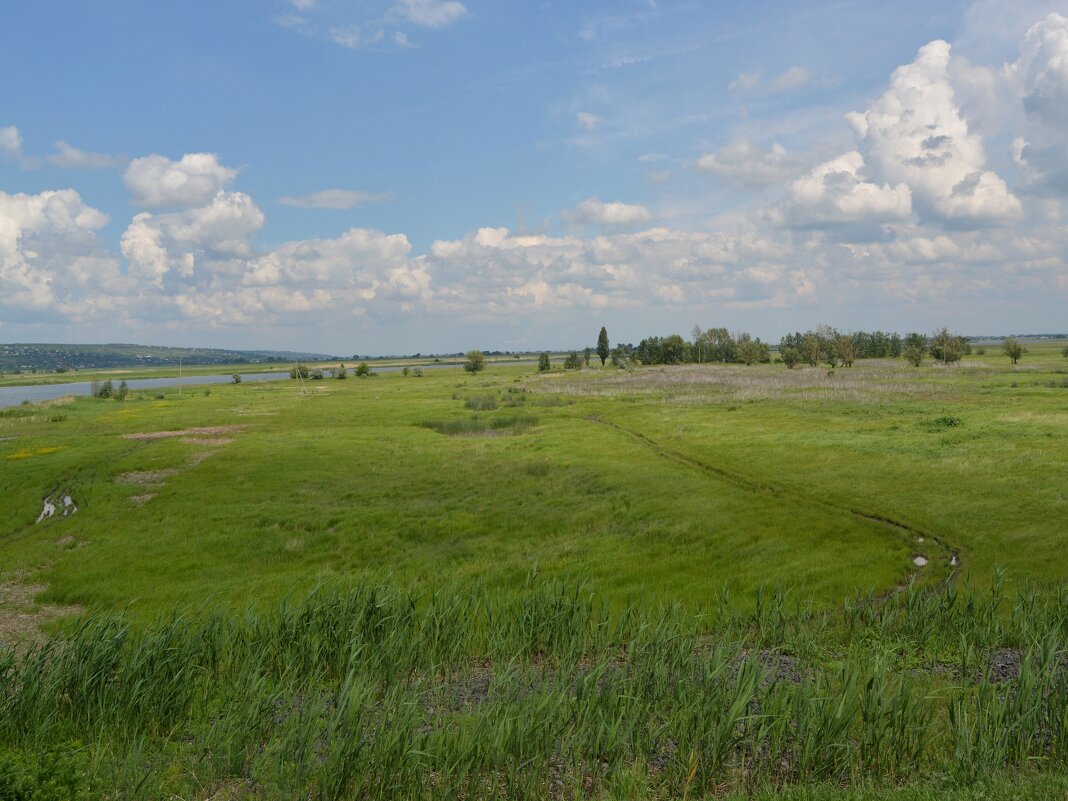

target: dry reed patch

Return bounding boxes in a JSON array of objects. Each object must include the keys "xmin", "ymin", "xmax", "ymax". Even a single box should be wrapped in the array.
[
  {"xmin": 115, "ymin": 468, "xmax": 178, "ymax": 486},
  {"xmin": 0, "ymin": 574, "xmax": 83, "ymax": 647},
  {"xmin": 122, "ymin": 425, "xmax": 248, "ymax": 441},
  {"xmin": 533, "ymin": 363, "xmax": 940, "ymax": 404}
]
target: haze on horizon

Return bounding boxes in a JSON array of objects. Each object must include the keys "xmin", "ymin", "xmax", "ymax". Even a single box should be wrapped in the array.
[{"xmin": 1, "ymin": 0, "xmax": 1066, "ymax": 355}]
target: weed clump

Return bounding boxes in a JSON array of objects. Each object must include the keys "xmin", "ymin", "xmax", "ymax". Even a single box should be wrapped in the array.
[{"xmin": 421, "ymin": 413, "xmax": 537, "ymax": 435}]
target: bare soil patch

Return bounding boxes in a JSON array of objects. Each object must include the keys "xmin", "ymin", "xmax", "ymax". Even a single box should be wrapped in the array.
[
  {"xmin": 123, "ymin": 425, "xmax": 248, "ymax": 441},
  {"xmin": 180, "ymin": 436, "xmax": 233, "ymax": 445},
  {"xmin": 115, "ymin": 469, "xmax": 178, "ymax": 486},
  {"xmin": 129, "ymin": 493, "xmax": 156, "ymax": 506},
  {"xmin": 0, "ymin": 574, "xmax": 83, "ymax": 648}
]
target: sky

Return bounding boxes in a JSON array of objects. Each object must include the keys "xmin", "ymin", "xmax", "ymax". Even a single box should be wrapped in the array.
[{"xmin": 1, "ymin": 0, "xmax": 1066, "ymax": 354}]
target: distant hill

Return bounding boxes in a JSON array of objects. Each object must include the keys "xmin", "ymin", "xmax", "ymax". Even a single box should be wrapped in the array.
[{"xmin": 0, "ymin": 343, "xmax": 333, "ymax": 372}]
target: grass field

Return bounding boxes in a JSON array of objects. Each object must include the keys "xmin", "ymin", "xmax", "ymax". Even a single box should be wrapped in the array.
[{"xmin": 0, "ymin": 341, "xmax": 1066, "ymax": 798}]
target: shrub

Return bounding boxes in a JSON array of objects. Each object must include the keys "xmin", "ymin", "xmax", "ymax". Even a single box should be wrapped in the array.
[
  {"xmin": 289, "ymin": 363, "xmax": 309, "ymax": 380},
  {"xmin": 355, "ymin": 363, "xmax": 371, "ymax": 377},
  {"xmin": 412, "ymin": 367, "xmax": 423, "ymax": 377},
  {"xmin": 538, "ymin": 352, "xmax": 551, "ymax": 372},
  {"xmin": 309, "ymin": 369, "xmax": 324, "ymax": 380},
  {"xmin": 402, "ymin": 366, "xmax": 410, "ymax": 376},
  {"xmin": 563, "ymin": 351, "xmax": 582, "ymax": 370},
  {"xmin": 114, "ymin": 380, "xmax": 129, "ymax": 401},
  {"xmin": 91, "ymin": 380, "xmax": 113, "ymax": 399},
  {"xmin": 463, "ymin": 350, "xmax": 486, "ymax": 373},
  {"xmin": 231, "ymin": 373, "xmax": 242, "ymax": 384},
  {"xmin": 334, "ymin": 364, "xmax": 348, "ymax": 379}
]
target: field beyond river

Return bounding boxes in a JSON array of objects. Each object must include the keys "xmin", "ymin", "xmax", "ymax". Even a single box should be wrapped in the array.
[{"xmin": 1, "ymin": 342, "xmax": 1066, "ymax": 799}]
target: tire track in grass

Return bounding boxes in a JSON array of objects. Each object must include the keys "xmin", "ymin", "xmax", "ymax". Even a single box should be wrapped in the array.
[{"xmin": 587, "ymin": 415, "xmax": 960, "ymax": 580}]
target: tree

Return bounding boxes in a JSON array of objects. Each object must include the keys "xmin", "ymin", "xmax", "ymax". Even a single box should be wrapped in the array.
[
  {"xmin": 115, "ymin": 380, "xmax": 129, "ymax": 401},
  {"xmin": 801, "ymin": 333, "xmax": 822, "ymax": 367},
  {"xmin": 538, "ymin": 352, "xmax": 551, "ymax": 372},
  {"xmin": 334, "ymin": 364, "xmax": 348, "ymax": 379},
  {"xmin": 463, "ymin": 350, "xmax": 486, "ymax": 373},
  {"xmin": 904, "ymin": 343, "xmax": 925, "ymax": 367},
  {"xmin": 596, "ymin": 327, "xmax": 610, "ymax": 366},
  {"xmin": 1002, "ymin": 336, "xmax": 1025, "ymax": 365},
  {"xmin": 1062, "ymin": 344, "xmax": 1068, "ymax": 359},
  {"xmin": 834, "ymin": 334, "xmax": 858, "ymax": 367},
  {"xmin": 780, "ymin": 347, "xmax": 801, "ymax": 369},
  {"xmin": 929, "ymin": 327, "xmax": 964, "ymax": 365},
  {"xmin": 736, "ymin": 334, "xmax": 769, "ymax": 365},
  {"xmin": 583, "ymin": 347, "xmax": 591, "ymax": 367}
]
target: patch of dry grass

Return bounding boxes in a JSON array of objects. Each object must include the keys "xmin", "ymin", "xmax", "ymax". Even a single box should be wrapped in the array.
[{"xmin": 531, "ymin": 362, "xmax": 947, "ymax": 404}]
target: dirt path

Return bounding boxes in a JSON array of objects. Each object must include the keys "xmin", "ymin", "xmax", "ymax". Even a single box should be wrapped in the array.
[{"xmin": 587, "ymin": 415, "xmax": 960, "ymax": 579}]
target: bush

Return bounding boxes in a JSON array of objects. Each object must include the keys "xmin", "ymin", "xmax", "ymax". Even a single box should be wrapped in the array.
[
  {"xmin": 563, "ymin": 351, "xmax": 582, "ymax": 370},
  {"xmin": 334, "ymin": 364, "xmax": 348, "ymax": 379},
  {"xmin": 309, "ymin": 369, "xmax": 324, "ymax": 380},
  {"xmin": 114, "ymin": 380, "xmax": 129, "ymax": 401},
  {"xmin": 463, "ymin": 350, "xmax": 486, "ymax": 373},
  {"xmin": 355, "ymin": 363, "xmax": 371, "ymax": 377},
  {"xmin": 90, "ymin": 380, "xmax": 113, "ymax": 399},
  {"xmin": 289, "ymin": 363, "xmax": 309, "ymax": 380},
  {"xmin": 610, "ymin": 347, "xmax": 634, "ymax": 370},
  {"xmin": 412, "ymin": 367, "xmax": 423, "ymax": 377},
  {"xmin": 231, "ymin": 373, "xmax": 242, "ymax": 384},
  {"xmin": 538, "ymin": 352, "xmax": 551, "ymax": 372}
]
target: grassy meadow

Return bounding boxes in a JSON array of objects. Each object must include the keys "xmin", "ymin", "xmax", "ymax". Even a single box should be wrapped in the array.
[{"xmin": 1, "ymin": 341, "xmax": 1066, "ymax": 798}]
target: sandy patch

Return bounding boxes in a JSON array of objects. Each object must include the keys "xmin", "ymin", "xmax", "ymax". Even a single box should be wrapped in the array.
[
  {"xmin": 123, "ymin": 425, "xmax": 248, "ymax": 441},
  {"xmin": 129, "ymin": 493, "xmax": 156, "ymax": 506},
  {"xmin": 180, "ymin": 437, "xmax": 233, "ymax": 445},
  {"xmin": 115, "ymin": 469, "xmax": 178, "ymax": 486},
  {"xmin": 0, "ymin": 574, "xmax": 83, "ymax": 648}
]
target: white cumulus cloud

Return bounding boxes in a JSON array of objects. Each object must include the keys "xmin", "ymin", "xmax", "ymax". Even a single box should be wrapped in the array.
[
  {"xmin": 0, "ymin": 189, "xmax": 119, "ymax": 312},
  {"xmin": 847, "ymin": 40, "xmax": 1021, "ymax": 224},
  {"xmin": 1011, "ymin": 13, "xmax": 1068, "ymax": 194},
  {"xmin": 563, "ymin": 198, "xmax": 654, "ymax": 228},
  {"xmin": 0, "ymin": 126, "xmax": 22, "ymax": 160},
  {"xmin": 776, "ymin": 151, "xmax": 912, "ymax": 228},
  {"xmin": 697, "ymin": 138, "xmax": 806, "ymax": 188},
  {"xmin": 123, "ymin": 153, "xmax": 238, "ymax": 209}
]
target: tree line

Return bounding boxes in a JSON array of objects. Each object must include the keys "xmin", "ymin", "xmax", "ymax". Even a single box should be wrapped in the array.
[{"xmin": 595, "ymin": 326, "xmax": 1035, "ymax": 369}]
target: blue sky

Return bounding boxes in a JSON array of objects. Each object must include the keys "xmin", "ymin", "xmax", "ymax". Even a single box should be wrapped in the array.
[{"xmin": 1, "ymin": 0, "xmax": 1066, "ymax": 353}]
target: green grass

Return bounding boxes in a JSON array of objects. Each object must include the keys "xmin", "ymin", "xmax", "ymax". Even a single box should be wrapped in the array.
[
  {"xmin": 0, "ymin": 576, "xmax": 1066, "ymax": 799},
  {"xmin": 1, "ymin": 342, "xmax": 1065, "ymax": 615}
]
